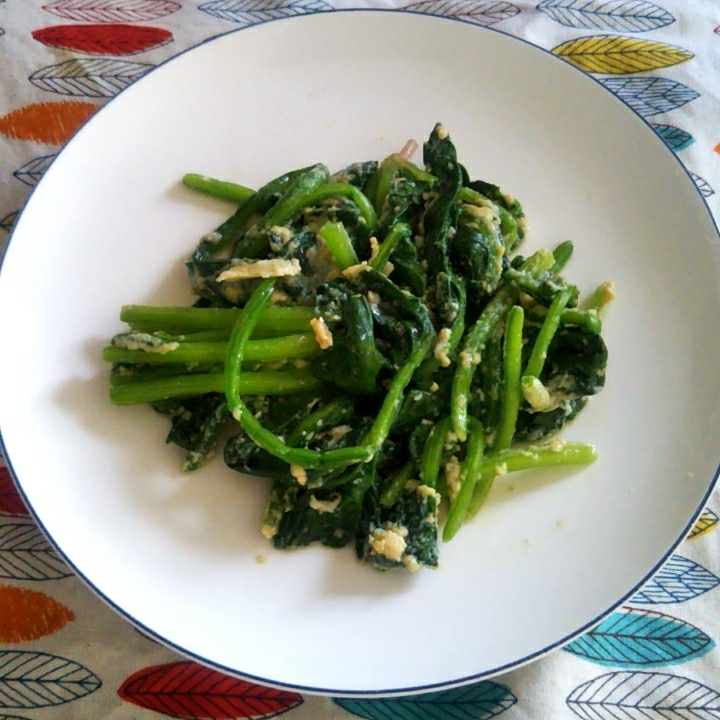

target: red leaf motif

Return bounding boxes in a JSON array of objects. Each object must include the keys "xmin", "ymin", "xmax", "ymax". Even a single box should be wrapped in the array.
[
  {"xmin": 32, "ymin": 24, "xmax": 173, "ymax": 55},
  {"xmin": 42, "ymin": 0, "xmax": 181, "ymax": 23},
  {"xmin": 0, "ymin": 467, "xmax": 28, "ymax": 516},
  {"xmin": 117, "ymin": 661, "xmax": 303, "ymax": 719}
]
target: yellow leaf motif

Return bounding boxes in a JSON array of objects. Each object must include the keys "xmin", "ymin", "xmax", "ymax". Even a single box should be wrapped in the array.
[
  {"xmin": 552, "ymin": 36, "xmax": 693, "ymax": 74},
  {"xmin": 687, "ymin": 508, "xmax": 718, "ymax": 540}
]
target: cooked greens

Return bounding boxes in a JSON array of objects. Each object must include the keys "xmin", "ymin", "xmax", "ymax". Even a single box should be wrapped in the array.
[{"xmin": 104, "ymin": 124, "xmax": 613, "ymax": 572}]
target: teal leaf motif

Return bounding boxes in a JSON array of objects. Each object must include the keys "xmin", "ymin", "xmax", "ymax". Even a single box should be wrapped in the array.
[
  {"xmin": 13, "ymin": 155, "xmax": 56, "ymax": 187},
  {"xmin": 536, "ymin": 0, "xmax": 674, "ymax": 32},
  {"xmin": 403, "ymin": 1, "xmax": 520, "ymax": 27},
  {"xmin": 631, "ymin": 555, "xmax": 719, "ymax": 604},
  {"xmin": 198, "ymin": 0, "xmax": 332, "ymax": 25},
  {"xmin": 599, "ymin": 76, "xmax": 699, "ymax": 116},
  {"xmin": 333, "ymin": 681, "xmax": 516, "ymax": 720},
  {"xmin": 567, "ymin": 671, "xmax": 720, "ymax": 719},
  {"xmin": 564, "ymin": 608, "xmax": 714, "ymax": 668},
  {"xmin": 0, "ymin": 651, "xmax": 101, "ymax": 708},
  {"xmin": 0, "ymin": 524, "xmax": 72, "ymax": 580},
  {"xmin": 690, "ymin": 172, "xmax": 714, "ymax": 198},
  {"xmin": 0, "ymin": 212, "xmax": 18, "ymax": 233},
  {"xmin": 651, "ymin": 124, "xmax": 694, "ymax": 152}
]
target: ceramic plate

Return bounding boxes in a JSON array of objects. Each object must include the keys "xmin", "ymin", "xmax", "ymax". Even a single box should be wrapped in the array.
[{"xmin": 1, "ymin": 10, "xmax": 719, "ymax": 696}]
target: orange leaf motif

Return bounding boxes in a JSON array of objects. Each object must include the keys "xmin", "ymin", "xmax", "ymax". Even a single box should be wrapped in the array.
[
  {"xmin": 0, "ymin": 585, "xmax": 75, "ymax": 642},
  {"xmin": 0, "ymin": 101, "xmax": 100, "ymax": 145}
]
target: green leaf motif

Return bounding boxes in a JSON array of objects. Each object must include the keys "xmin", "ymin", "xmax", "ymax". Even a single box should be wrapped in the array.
[
  {"xmin": 565, "ymin": 608, "xmax": 714, "ymax": 668},
  {"xmin": 333, "ymin": 681, "xmax": 517, "ymax": 720}
]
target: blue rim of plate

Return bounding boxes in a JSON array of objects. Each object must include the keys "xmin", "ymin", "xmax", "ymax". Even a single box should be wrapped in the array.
[{"xmin": 0, "ymin": 8, "xmax": 718, "ymax": 698}]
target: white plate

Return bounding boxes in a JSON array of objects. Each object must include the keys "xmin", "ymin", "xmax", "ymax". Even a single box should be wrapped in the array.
[{"xmin": 1, "ymin": 10, "xmax": 719, "ymax": 697}]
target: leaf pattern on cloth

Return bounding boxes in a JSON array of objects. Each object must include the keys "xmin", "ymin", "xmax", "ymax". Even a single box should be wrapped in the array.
[
  {"xmin": 0, "ymin": 651, "xmax": 101, "ymax": 708},
  {"xmin": 0, "ymin": 524, "xmax": 72, "ymax": 581},
  {"xmin": 12, "ymin": 154, "xmax": 56, "ymax": 187},
  {"xmin": 0, "ymin": 469, "xmax": 27, "ymax": 516},
  {"xmin": 403, "ymin": 0, "xmax": 520, "ymax": 26},
  {"xmin": 32, "ymin": 24, "xmax": 173, "ymax": 55},
  {"xmin": 688, "ymin": 508, "xmax": 719, "ymax": 539},
  {"xmin": 536, "ymin": 0, "xmax": 675, "ymax": 32},
  {"xmin": 0, "ymin": 101, "xmax": 99, "ymax": 143},
  {"xmin": 0, "ymin": 586, "xmax": 75, "ymax": 643},
  {"xmin": 630, "ymin": 555, "xmax": 720, "ymax": 605},
  {"xmin": 0, "ymin": 212, "xmax": 18, "ymax": 234},
  {"xmin": 29, "ymin": 58, "xmax": 154, "ymax": 98},
  {"xmin": 651, "ymin": 124, "xmax": 694, "ymax": 151},
  {"xmin": 117, "ymin": 661, "xmax": 304, "ymax": 718},
  {"xmin": 552, "ymin": 36, "xmax": 693, "ymax": 74},
  {"xmin": 333, "ymin": 681, "xmax": 517, "ymax": 720},
  {"xmin": 42, "ymin": 0, "xmax": 181, "ymax": 23},
  {"xmin": 598, "ymin": 76, "xmax": 699, "ymax": 116},
  {"xmin": 690, "ymin": 172, "xmax": 714, "ymax": 198},
  {"xmin": 566, "ymin": 671, "xmax": 720, "ymax": 719},
  {"xmin": 564, "ymin": 607, "xmax": 714, "ymax": 667},
  {"xmin": 198, "ymin": 0, "xmax": 333, "ymax": 25}
]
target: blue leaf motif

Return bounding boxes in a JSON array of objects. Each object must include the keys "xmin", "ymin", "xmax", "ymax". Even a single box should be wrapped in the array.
[
  {"xmin": 536, "ymin": 0, "xmax": 674, "ymax": 32},
  {"xmin": 567, "ymin": 671, "xmax": 720, "ymax": 720},
  {"xmin": 0, "ymin": 651, "xmax": 101, "ymax": 708},
  {"xmin": 651, "ymin": 124, "xmax": 694, "ymax": 152},
  {"xmin": 690, "ymin": 172, "xmax": 714, "ymax": 198},
  {"xmin": 631, "ymin": 555, "xmax": 720, "ymax": 605},
  {"xmin": 0, "ymin": 212, "xmax": 18, "ymax": 233},
  {"xmin": 198, "ymin": 0, "xmax": 332, "ymax": 25},
  {"xmin": 599, "ymin": 76, "xmax": 699, "ymax": 117},
  {"xmin": 13, "ymin": 155, "xmax": 57, "ymax": 188},
  {"xmin": 564, "ymin": 608, "xmax": 714, "ymax": 668},
  {"xmin": 333, "ymin": 681, "xmax": 517, "ymax": 720},
  {"xmin": 403, "ymin": 1, "xmax": 520, "ymax": 26}
]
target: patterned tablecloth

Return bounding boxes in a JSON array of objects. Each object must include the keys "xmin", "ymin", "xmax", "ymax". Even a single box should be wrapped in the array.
[{"xmin": 0, "ymin": 1, "xmax": 719, "ymax": 718}]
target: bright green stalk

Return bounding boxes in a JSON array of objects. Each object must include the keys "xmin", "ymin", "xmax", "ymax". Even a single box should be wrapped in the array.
[
  {"xmin": 443, "ymin": 418, "xmax": 485, "ymax": 542},
  {"xmin": 182, "ymin": 174, "xmax": 255, "ymax": 204},
  {"xmin": 380, "ymin": 461, "xmax": 417, "ymax": 508},
  {"xmin": 109, "ymin": 370, "xmax": 321, "ymax": 405},
  {"xmin": 523, "ymin": 285, "xmax": 573, "ymax": 380},
  {"xmin": 467, "ymin": 442, "xmax": 598, "ymax": 517},
  {"xmin": 419, "ymin": 417, "xmax": 453, "ymax": 489},
  {"xmin": 493, "ymin": 306, "xmax": 524, "ymax": 452},
  {"xmin": 451, "ymin": 285, "xmax": 517, "ymax": 441},
  {"xmin": 120, "ymin": 305, "xmax": 314, "ymax": 335},
  {"xmin": 370, "ymin": 222, "xmax": 411, "ymax": 271},
  {"xmin": 362, "ymin": 333, "xmax": 434, "ymax": 456},
  {"xmin": 319, "ymin": 221, "xmax": 359, "ymax": 270},
  {"xmin": 225, "ymin": 280, "xmax": 370, "ymax": 470},
  {"xmin": 103, "ymin": 333, "xmax": 318, "ymax": 366}
]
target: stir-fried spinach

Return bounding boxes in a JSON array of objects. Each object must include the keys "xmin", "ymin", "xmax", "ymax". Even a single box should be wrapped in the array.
[{"xmin": 104, "ymin": 123, "xmax": 612, "ymax": 573}]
